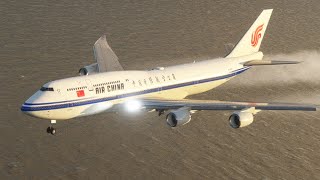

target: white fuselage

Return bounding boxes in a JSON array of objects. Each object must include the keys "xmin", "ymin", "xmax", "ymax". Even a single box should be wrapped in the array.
[{"xmin": 21, "ymin": 52, "xmax": 263, "ymax": 120}]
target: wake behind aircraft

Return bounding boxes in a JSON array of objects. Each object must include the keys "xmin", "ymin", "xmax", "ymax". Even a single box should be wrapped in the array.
[{"xmin": 21, "ymin": 9, "xmax": 317, "ymax": 135}]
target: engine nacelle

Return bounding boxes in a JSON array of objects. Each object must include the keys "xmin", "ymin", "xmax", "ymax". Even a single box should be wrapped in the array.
[
  {"xmin": 229, "ymin": 111, "xmax": 254, "ymax": 128},
  {"xmin": 166, "ymin": 107, "xmax": 191, "ymax": 127},
  {"xmin": 79, "ymin": 63, "xmax": 99, "ymax": 76}
]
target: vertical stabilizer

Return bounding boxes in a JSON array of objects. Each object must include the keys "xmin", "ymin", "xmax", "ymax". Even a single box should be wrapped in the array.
[{"xmin": 226, "ymin": 9, "xmax": 273, "ymax": 58}]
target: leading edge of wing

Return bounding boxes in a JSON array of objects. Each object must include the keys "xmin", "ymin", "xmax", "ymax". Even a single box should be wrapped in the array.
[{"xmin": 140, "ymin": 99, "xmax": 318, "ymax": 111}]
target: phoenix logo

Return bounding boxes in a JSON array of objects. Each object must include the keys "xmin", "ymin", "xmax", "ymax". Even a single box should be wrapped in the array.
[{"xmin": 251, "ymin": 24, "xmax": 264, "ymax": 47}]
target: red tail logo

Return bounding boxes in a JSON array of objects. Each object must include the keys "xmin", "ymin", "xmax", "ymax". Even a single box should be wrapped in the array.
[{"xmin": 251, "ymin": 24, "xmax": 264, "ymax": 47}]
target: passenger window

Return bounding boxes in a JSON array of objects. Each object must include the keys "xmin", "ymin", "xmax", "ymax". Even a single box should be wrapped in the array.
[
  {"xmin": 155, "ymin": 76, "xmax": 160, "ymax": 83},
  {"xmin": 172, "ymin": 74, "xmax": 176, "ymax": 80}
]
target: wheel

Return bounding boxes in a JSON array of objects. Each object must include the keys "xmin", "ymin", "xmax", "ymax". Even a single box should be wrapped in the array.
[
  {"xmin": 51, "ymin": 128, "xmax": 56, "ymax": 135},
  {"xmin": 158, "ymin": 109, "xmax": 165, "ymax": 116},
  {"xmin": 46, "ymin": 127, "xmax": 51, "ymax": 133},
  {"xmin": 46, "ymin": 126, "xmax": 56, "ymax": 135}
]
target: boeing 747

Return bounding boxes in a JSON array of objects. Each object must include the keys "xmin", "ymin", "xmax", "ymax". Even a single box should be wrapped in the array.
[{"xmin": 21, "ymin": 9, "xmax": 318, "ymax": 134}]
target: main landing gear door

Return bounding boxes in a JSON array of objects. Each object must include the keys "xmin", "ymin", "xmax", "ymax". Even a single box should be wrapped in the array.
[{"xmin": 86, "ymin": 79, "xmax": 94, "ymax": 91}]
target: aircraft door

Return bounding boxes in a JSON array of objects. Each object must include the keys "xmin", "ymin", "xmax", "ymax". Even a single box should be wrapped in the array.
[
  {"xmin": 86, "ymin": 79, "xmax": 94, "ymax": 91},
  {"xmin": 56, "ymin": 88, "xmax": 65, "ymax": 99}
]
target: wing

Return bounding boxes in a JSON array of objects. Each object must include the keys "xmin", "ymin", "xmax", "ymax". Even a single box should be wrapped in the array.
[
  {"xmin": 139, "ymin": 98, "xmax": 317, "ymax": 111},
  {"xmin": 93, "ymin": 35, "xmax": 124, "ymax": 72},
  {"xmin": 243, "ymin": 60, "xmax": 300, "ymax": 66}
]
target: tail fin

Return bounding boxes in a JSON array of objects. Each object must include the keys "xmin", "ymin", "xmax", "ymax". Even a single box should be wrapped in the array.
[{"xmin": 226, "ymin": 9, "xmax": 273, "ymax": 58}]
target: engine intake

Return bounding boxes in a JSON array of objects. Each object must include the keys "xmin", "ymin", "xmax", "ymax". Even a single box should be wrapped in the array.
[
  {"xmin": 166, "ymin": 107, "xmax": 191, "ymax": 127},
  {"xmin": 229, "ymin": 111, "xmax": 254, "ymax": 128},
  {"xmin": 79, "ymin": 63, "xmax": 99, "ymax": 76}
]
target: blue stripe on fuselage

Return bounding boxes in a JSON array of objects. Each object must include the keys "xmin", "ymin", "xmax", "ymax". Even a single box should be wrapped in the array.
[
  {"xmin": 23, "ymin": 97, "xmax": 94, "ymax": 106},
  {"xmin": 21, "ymin": 67, "xmax": 249, "ymax": 111}
]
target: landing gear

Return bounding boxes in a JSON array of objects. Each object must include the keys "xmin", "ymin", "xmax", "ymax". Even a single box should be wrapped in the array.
[
  {"xmin": 157, "ymin": 109, "xmax": 165, "ymax": 116},
  {"xmin": 46, "ymin": 126, "xmax": 56, "ymax": 135},
  {"xmin": 47, "ymin": 120, "xmax": 56, "ymax": 135}
]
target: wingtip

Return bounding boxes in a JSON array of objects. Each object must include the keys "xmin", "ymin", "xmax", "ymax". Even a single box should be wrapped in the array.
[
  {"xmin": 100, "ymin": 34, "xmax": 107, "ymax": 39},
  {"xmin": 94, "ymin": 34, "xmax": 109, "ymax": 45},
  {"xmin": 262, "ymin": 9, "xmax": 274, "ymax": 14},
  {"xmin": 100, "ymin": 34, "xmax": 107, "ymax": 41}
]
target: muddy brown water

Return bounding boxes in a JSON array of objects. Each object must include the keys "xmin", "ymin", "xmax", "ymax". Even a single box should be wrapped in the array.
[{"xmin": 1, "ymin": 0, "xmax": 320, "ymax": 179}]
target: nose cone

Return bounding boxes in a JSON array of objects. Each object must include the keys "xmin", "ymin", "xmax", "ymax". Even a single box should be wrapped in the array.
[
  {"xmin": 21, "ymin": 99, "xmax": 39, "ymax": 118},
  {"xmin": 20, "ymin": 104, "xmax": 35, "ymax": 117},
  {"xmin": 21, "ymin": 103, "xmax": 38, "ymax": 118},
  {"xmin": 23, "ymin": 90, "xmax": 43, "ymax": 105},
  {"xmin": 21, "ymin": 95, "xmax": 33, "ymax": 114},
  {"xmin": 21, "ymin": 91, "xmax": 50, "ymax": 119}
]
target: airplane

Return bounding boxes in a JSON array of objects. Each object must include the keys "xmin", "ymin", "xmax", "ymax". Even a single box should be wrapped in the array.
[{"xmin": 21, "ymin": 9, "xmax": 318, "ymax": 135}]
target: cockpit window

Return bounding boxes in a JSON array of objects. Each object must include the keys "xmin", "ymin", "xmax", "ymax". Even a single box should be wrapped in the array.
[{"xmin": 40, "ymin": 87, "xmax": 54, "ymax": 91}]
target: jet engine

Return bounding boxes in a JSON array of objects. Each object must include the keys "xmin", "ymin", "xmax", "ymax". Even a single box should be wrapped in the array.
[
  {"xmin": 79, "ymin": 63, "xmax": 99, "ymax": 76},
  {"xmin": 166, "ymin": 107, "xmax": 191, "ymax": 127},
  {"xmin": 229, "ymin": 111, "xmax": 254, "ymax": 128}
]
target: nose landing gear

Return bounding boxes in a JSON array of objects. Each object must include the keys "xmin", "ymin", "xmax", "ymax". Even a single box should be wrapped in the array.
[
  {"xmin": 46, "ymin": 126, "xmax": 56, "ymax": 135},
  {"xmin": 157, "ymin": 109, "xmax": 165, "ymax": 116},
  {"xmin": 47, "ymin": 120, "xmax": 56, "ymax": 135}
]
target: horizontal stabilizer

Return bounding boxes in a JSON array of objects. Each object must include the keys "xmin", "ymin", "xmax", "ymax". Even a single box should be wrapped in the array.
[{"xmin": 244, "ymin": 60, "xmax": 300, "ymax": 66}]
